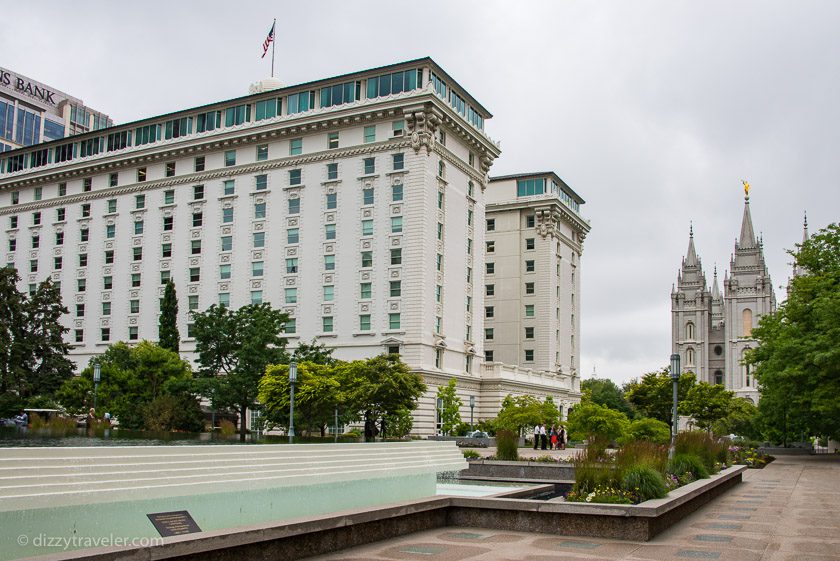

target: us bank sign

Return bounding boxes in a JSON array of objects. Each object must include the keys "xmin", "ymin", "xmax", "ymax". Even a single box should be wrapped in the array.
[{"xmin": 1, "ymin": 68, "xmax": 58, "ymax": 106}]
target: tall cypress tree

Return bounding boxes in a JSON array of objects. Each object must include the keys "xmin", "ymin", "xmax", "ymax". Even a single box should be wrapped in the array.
[{"xmin": 158, "ymin": 280, "xmax": 180, "ymax": 353}]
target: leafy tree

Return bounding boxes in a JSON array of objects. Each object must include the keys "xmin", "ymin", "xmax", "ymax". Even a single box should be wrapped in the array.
[
  {"xmin": 581, "ymin": 377, "xmax": 634, "ymax": 417},
  {"xmin": 624, "ymin": 369, "xmax": 696, "ymax": 427},
  {"xmin": 143, "ymin": 394, "xmax": 204, "ymax": 432},
  {"xmin": 747, "ymin": 223, "xmax": 840, "ymax": 442},
  {"xmin": 680, "ymin": 382, "xmax": 734, "ymax": 433},
  {"xmin": 55, "ymin": 341, "xmax": 197, "ymax": 430},
  {"xmin": 712, "ymin": 397, "xmax": 761, "ymax": 440},
  {"xmin": 193, "ymin": 303, "xmax": 289, "ymax": 441},
  {"xmin": 620, "ymin": 417, "xmax": 671, "ymax": 444},
  {"xmin": 158, "ymin": 280, "xmax": 180, "ymax": 353},
  {"xmin": 0, "ymin": 268, "xmax": 73, "ymax": 409},
  {"xmin": 259, "ymin": 362, "xmax": 345, "ymax": 437},
  {"xmin": 494, "ymin": 394, "xmax": 560, "ymax": 436},
  {"xmin": 436, "ymin": 378, "xmax": 462, "ymax": 435},
  {"xmin": 339, "ymin": 354, "xmax": 426, "ymax": 441},
  {"xmin": 567, "ymin": 401, "xmax": 630, "ymax": 441},
  {"xmin": 383, "ymin": 407, "xmax": 414, "ymax": 439},
  {"xmin": 291, "ymin": 339, "xmax": 336, "ymax": 365}
]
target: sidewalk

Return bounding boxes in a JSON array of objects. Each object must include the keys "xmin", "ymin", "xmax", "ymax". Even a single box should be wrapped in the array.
[{"xmin": 308, "ymin": 454, "xmax": 840, "ymax": 560}]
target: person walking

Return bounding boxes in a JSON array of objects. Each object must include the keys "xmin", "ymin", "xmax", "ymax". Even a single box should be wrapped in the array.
[
  {"xmin": 550, "ymin": 425, "xmax": 558, "ymax": 450},
  {"xmin": 540, "ymin": 423, "xmax": 548, "ymax": 450},
  {"xmin": 533, "ymin": 423, "xmax": 540, "ymax": 450},
  {"xmin": 559, "ymin": 425, "xmax": 567, "ymax": 450}
]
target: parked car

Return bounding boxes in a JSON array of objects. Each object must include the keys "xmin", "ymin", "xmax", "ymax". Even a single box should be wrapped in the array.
[{"xmin": 466, "ymin": 430, "xmax": 490, "ymax": 439}]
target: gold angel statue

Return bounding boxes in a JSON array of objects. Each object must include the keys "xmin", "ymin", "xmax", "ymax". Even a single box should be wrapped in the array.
[{"xmin": 742, "ymin": 180, "xmax": 750, "ymax": 196}]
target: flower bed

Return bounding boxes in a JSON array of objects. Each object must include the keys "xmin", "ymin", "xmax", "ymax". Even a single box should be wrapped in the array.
[{"xmin": 729, "ymin": 444, "xmax": 774, "ymax": 468}]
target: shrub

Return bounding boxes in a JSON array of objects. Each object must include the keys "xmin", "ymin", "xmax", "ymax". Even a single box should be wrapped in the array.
[
  {"xmin": 668, "ymin": 453, "xmax": 709, "ymax": 480},
  {"xmin": 614, "ymin": 440, "xmax": 668, "ymax": 475},
  {"xmin": 676, "ymin": 431, "xmax": 718, "ymax": 473},
  {"xmin": 567, "ymin": 402, "xmax": 629, "ymax": 442},
  {"xmin": 622, "ymin": 464, "xmax": 668, "ymax": 501},
  {"xmin": 495, "ymin": 429, "xmax": 519, "ymax": 461},
  {"xmin": 571, "ymin": 436, "xmax": 617, "ymax": 494},
  {"xmin": 462, "ymin": 449, "xmax": 481, "ymax": 460},
  {"xmin": 218, "ymin": 419, "xmax": 237, "ymax": 437},
  {"xmin": 142, "ymin": 394, "xmax": 204, "ymax": 432},
  {"xmin": 620, "ymin": 418, "xmax": 671, "ymax": 445}
]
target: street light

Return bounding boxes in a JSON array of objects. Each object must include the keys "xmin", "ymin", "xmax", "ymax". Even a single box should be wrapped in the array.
[
  {"xmin": 469, "ymin": 395, "xmax": 475, "ymax": 431},
  {"xmin": 669, "ymin": 353, "xmax": 681, "ymax": 460},
  {"xmin": 436, "ymin": 397, "xmax": 443, "ymax": 436},
  {"xmin": 288, "ymin": 362, "xmax": 297, "ymax": 443},
  {"xmin": 93, "ymin": 361, "xmax": 101, "ymax": 411}
]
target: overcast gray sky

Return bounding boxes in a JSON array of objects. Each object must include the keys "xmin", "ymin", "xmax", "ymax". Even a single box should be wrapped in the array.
[{"xmin": 6, "ymin": 1, "xmax": 839, "ymax": 385}]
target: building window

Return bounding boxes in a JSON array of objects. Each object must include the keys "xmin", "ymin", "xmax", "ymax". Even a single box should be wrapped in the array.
[
  {"xmin": 106, "ymin": 199, "xmax": 117, "ymax": 213},
  {"xmin": 256, "ymin": 144, "xmax": 268, "ymax": 161},
  {"xmin": 714, "ymin": 370, "xmax": 723, "ymax": 385},
  {"xmin": 525, "ymin": 349, "xmax": 534, "ymax": 362},
  {"xmin": 31, "ymin": 234, "xmax": 39, "ymax": 248},
  {"xmin": 363, "ymin": 157, "xmax": 375, "ymax": 175},
  {"xmin": 525, "ymin": 304, "xmax": 535, "ymax": 317},
  {"xmin": 322, "ymin": 316, "xmax": 333, "ymax": 332},
  {"xmin": 75, "ymin": 329, "xmax": 84, "ymax": 343},
  {"xmin": 686, "ymin": 347, "xmax": 695, "ymax": 366},
  {"xmin": 101, "ymin": 328, "xmax": 110, "ymax": 342},
  {"xmin": 392, "ymin": 153, "xmax": 404, "ymax": 171},
  {"xmin": 392, "ymin": 183, "xmax": 403, "ymax": 201},
  {"xmin": 525, "ymin": 282, "xmax": 535, "ymax": 295},
  {"xmin": 163, "ymin": 216, "xmax": 174, "ymax": 231},
  {"xmin": 253, "ymin": 232, "xmax": 265, "ymax": 248},
  {"xmin": 289, "ymin": 169, "xmax": 302, "ymax": 186},
  {"xmin": 195, "ymin": 156, "xmax": 205, "ymax": 171},
  {"xmin": 323, "ymin": 285, "xmax": 334, "ymax": 301},
  {"xmin": 58, "ymin": 183, "xmax": 67, "ymax": 196},
  {"xmin": 222, "ymin": 179, "xmax": 235, "ymax": 196},
  {"xmin": 392, "ymin": 119, "xmax": 404, "ymax": 136},
  {"xmin": 742, "ymin": 309, "xmax": 753, "ymax": 337},
  {"xmin": 134, "ymin": 221, "xmax": 144, "ymax": 235},
  {"xmin": 53, "ymin": 256, "xmax": 62, "ymax": 270},
  {"xmin": 104, "ymin": 250, "xmax": 114, "ymax": 264},
  {"xmin": 254, "ymin": 202, "xmax": 266, "ymax": 219},
  {"xmin": 390, "ymin": 248, "xmax": 402, "ymax": 265},
  {"xmin": 191, "ymin": 240, "xmax": 202, "ymax": 254},
  {"xmin": 165, "ymin": 162, "xmax": 175, "ymax": 177},
  {"xmin": 363, "ymin": 125, "xmax": 375, "ymax": 143},
  {"xmin": 83, "ymin": 178, "xmax": 93, "ymax": 191},
  {"xmin": 287, "ymin": 228, "xmax": 299, "ymax": 244},
  {"xmin": 485, "ymin": 306, "xmax": 494, "ymax": 318},
  {"xmin": 389, "ymin": 280, "xmax": 401, "ymax": 297},
  {"xmin": 362, "ymin": 188, "xmax": 374, "ymax": 205},
  {"xmin": 437, "ymin": 254, "xmax": 444, "ymax": 272},
  {"xmin": 224, "ymin": 150, "xmax": 236, "ymax": 167},
  {"xmin": 361, "ymin": 251, "xmax": 373, "ymax": 268},
  {"xmin": 193, "ymin": 212, "xmax": 203, "ymax": 227},
  {"xmin": 137, "ymin": 168, "xmax": 146, "ymax": 182},
  {"xmin": 388, "ymin": 313, "xmax": 401, "ymax": 330},
  {"xmin": 286, "ymin": 258, "xmax": 298, "ymax": 273},
  {"xmin": 160, "ymin": 271, "xmax": 171, "ymax": 285},
  {"xmin": 251, "ymin": 291, "xmax": 263, "ymax": 305},
  {"xmin": 485, "ymin": 284, "xmax": 494, "ymax": 296},
  {"xmin": 33, "ymin": 212, "xmax": 41, "ymax": 226},
  {"xmin": 290, "ymin": 138, "xmax": 302, "ymax": 155},
  {"xmin": 517, "ymin": 178, "xmax": 545, "ymax": 197},
  {"xmin": 288, "ymin": 198, "xmax": 300, "ymax": 214},
  {"xmin": 328, "ymin": 132, "xmax": 339, "ymax": 149},
  {"xmin": 391, "ymin": 216, "xmax": 403, "ymax": 233},
  {"xmin": 485, "ymin": 328, "xmax": 494, "ymax": 341},
  {"xmin": 526, "ymin": 215, "xmax": 535, "ymax": 228},
  {"xmin": 164, "ymin": 190, "xmax": 175, "ymax": 204},
  {"xmin": 360, "ymin": 219, "xmax": 374, "ymax": 237},
  {"xmin": 326, "ymin": 192, "xmax": 337, "ymax": 209},
  {"xmin": 525, "ymin": 327, "xmax": 535, "ymax": 339},
  {"xmin": 79, "ymin": 253, "xmax": 88, "ymax": 267},
  {"xmin": 486, "ymin": 241, "xmax": 495, "ymax": 252},
  {"xmin": 221, "ymin": 236, "xmax": 232, "ymax": 251},
  {"xmin": 325, "ymin": 224, "xmax": 336, "ymax": 240},
  {"xmin": 134, "ymin": 194, "xmax": 146, "ymax": 210},
  {"xmin": 102, "ymin": 302, "xmax": 111, "ymax": 316},
  {"xmin": 76, "ymin": 303, "xmax": 85, "ymax": 317},
  {"xmin": 283, "ymin": 318, "xmax": 296, "ymax": 333},
  {"xmin": 360, "ymin": 282, "xmax": 372, "ymax": 299},
  {"xmin": 222, "ymin": 208, "xmax": 234, "ymax": 223},
  {"xmin": 359, "ymin": 315, "xmax": 371, "ymax": 331},
  {"xmin": 285, "ymin": 288, "xmax": 297, "ymax": 303},
  {"xmin": 525, "ymin": 238, "xmax": 535, "ymax": 250},
  {"xmin": 252, "ymin": 261, "xmax": 264, "ymax": 277},
  {"xmin": 219, "ymin": 293, "xmax": 230, "ymax": 306},
  {"xmin": 106, "ymin": 224, "xmax": 115, "ymax": 239},
  {"xmin": 326, "ymin": 163, "xmax": 338, "ymax": 181},
  {"xmin": 81, "ymin": 203, "xmax": 91, "ymax": 218},
  {"xmin": 486, "ymin": 263, "xmax": 495, "ymax": 274},
  {"xmin": 130, "ymin": 299, "xmax": 140, "ymax": 314},
  {"xmin": 437, "ymin": 191, "xmax": 444, "ymax": 210},
  {"xmin": 324, "ymin": 255, "xmax": 335, "ymax": 270},
  {"xmin": 685, "ymin": 322, "xmax": 695, "ymax": 340},
  {"xmin": 131, "ymin": 273, "xmax": 141, "ymax": 287},
  {"xmin": 8, "ymin": 239, "xmax": 15, "ymax": 252},
  {"xmin": 435, "ymin": 285, "xmax": 442, "ymax": 303},
  {"xmin": 219, "ymin": 264, "xmax": 231, "ymax": 279},
  {"xmin": 255, "ymin": 175, "xmax": 268, "ymax": 190},
  {"xmin": 525, "ymin": 260, "xmax": 535, "ymax": 272}
]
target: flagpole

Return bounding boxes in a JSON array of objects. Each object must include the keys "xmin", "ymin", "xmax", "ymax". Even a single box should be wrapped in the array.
[{"xmin": 271, "ymin": 18, "xmax": 276, "ymax": 78}]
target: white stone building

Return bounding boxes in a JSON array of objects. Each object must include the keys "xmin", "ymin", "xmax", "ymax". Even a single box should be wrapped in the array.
[
  {"xmin": 0, "ymin": 58, "xmax": 587, "ymax": 434},
  {"xmin": 671, "ymin": 188, "xmax": 776, "ymax": 403},
  {"xmin": 0, "ymin": 66, "xmax": 112, "ymax": 152}
]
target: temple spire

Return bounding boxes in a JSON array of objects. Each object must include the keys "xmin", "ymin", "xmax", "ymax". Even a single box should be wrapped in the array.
[
  {"xmin": 802, "ymin": 211, "xmax": 809, "ymax": 244},
  {"xmin": 738, "ymin": 180, "xmax": 756, "ymax": 248},
  {"xmin": 685, "ymin": 223, "xmax": 698, "ymax": 267},
  {"xmin": 711, "ymin": 265, "xmax": 721, "ymax": 299}
]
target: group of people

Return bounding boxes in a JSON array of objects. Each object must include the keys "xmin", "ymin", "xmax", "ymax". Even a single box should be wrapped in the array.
[{"xmin": 533, "ymin": 422, "xmax": 566, "ymax": 450}]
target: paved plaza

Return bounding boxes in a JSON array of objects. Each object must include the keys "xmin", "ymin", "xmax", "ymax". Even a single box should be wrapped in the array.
[{"xmin": 307, "ymin": 455, "xmax": 840, "ymax": 561}]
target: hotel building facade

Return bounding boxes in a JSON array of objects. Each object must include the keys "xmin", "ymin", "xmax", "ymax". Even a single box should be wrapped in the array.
[
  {"xmin": 0, "ymin": 59, "xmax": 584, "ymax": 434},
  {"xmin": 0, "ymin": 66, "xmax": 112, "ymax": 152}
]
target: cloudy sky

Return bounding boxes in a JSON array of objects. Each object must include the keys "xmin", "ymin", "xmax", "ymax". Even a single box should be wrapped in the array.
[{"xmin": 6, "ymin": 1, "xmax": 839, "ymax": 385}]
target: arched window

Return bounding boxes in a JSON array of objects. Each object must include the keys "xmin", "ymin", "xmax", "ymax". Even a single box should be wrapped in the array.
[
  {"xmin": 438, "ymin": 160, "xmax": 445, "ymax": 178},
  {"xmin": 714, "ymin": 370, "xmax": 723, "ymax": 386},
  {"xmin": 686, "ymin": 347, "xmax": 695, "ymax": 366},
  {"xmin": 741, "ymin": 348, "xmax": 751, "ymax": 386},
  {"xmin": 742, "ymin": 308, "xmax": 753, "ymax": 337},
  {"xmin": 685, "ymin": 322, "xmax": 695, "ymax": 340}
]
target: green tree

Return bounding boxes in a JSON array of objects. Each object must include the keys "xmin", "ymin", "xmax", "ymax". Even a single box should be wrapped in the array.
[
  {"xmin": 566, "ymin": 401, "xmax": 630, "ymax": 441},
  {"xmin": 581, "ymin": 377, "xmax": 634, "ymax": 417},
  {"xmin": 193, "ymin": 303, "xmax": 289, "ymax": 441},
  {"xmin": 620, "ymin": 417, "xmax": 671, "ymax": 444},
  {"xmin": 624, "ymin": 369, "xmax": 696, "ymax": 427},
  {"xmin": 712, "ymin": 397, "xmax": 760, "ymax": 440},
  {"xmin": 680, "ymin": 382, "xmax": 734, "ymax": 433},
  {"xmin": 291, "ymin": 339, "xmax": 336, "ymax": 365},
  {"xmin": 747, "ymin": 223, "xmax": 840, "ymax": 442},
  {"xmin": 259, "ymin": 362, "xmax": 345, "ymax": 437},
  {"xmin": 0, "ymin": 268, "xmax": 73, "ymax": 413},
  {"xmin": 383, "ymin": 407, "xmax": 414, "ymax": 439},
  {"xmin": 494, "ymin": 394, "xmax": 560, "ymax": 436},
  {"xmin": 436, "ymin": 378, "xmax": 462, "ymax": 436},
  {"xmin": 339, "ymin": 354, "xmax": 426, "ymax": 441},
  {"xmin": 158, "ymin": 280, "xmax": 180, "ymax": 353}
]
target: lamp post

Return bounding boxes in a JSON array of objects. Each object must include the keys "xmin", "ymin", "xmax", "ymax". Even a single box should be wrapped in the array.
[
  {"xmin": 669, "ymin": 353, "xmax": 681, "ymax": 460},
  {"xmin": 436, "ymin": 397, "xmax": 443, "ymax": 436},
  {"xmin": 288, "ymin": 362, "xmax": 297, "ymax": 443},
  {"xmin": 93, "ymin": 361, "xmax": 101, "ymax": 412},
  {"xmin": 469, "ymin": 395, "xmax": 475, "ymax": 432}
]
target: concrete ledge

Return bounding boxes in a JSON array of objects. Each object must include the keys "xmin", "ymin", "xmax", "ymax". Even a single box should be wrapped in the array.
[
  {"xmin": 18, "ymin": 466, "xmax": 746, "ymax": 560},
  {"xmin": 461, "ymin": 459, "xmax": 575, "ymax": 481}
]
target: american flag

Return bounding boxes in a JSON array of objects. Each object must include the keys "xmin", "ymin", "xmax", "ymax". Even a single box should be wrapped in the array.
[{"xmin": 261, "ymin": 21, "xmax": 275, "ymax": 59}]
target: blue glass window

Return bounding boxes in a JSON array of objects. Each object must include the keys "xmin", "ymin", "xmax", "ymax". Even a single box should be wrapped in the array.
[
  {"xmin": 134, "ymin": 124, "xmax": 160, "ymax": 146},
  {"xmin": 224, "ymin": 104, "xmax": 250, "ymax": 127},
  {"xmin": 164, "ymin": 117, "xmax": 192, "ymax": 139},
  {"xmin": 320, "ymin": 81, "xmax": 361, "ymax": 108},
  {"xmin": 516, "ymin": 178, "xmax": 545, "ymax": 197},
  {"xmin": 43, "ymin": 119, "xmax": 65, "ymax": 140},
  {"xmin": 255, "ymin": 98, "xmax": 281, "ymax": 120},
  {"xmin": 196, "ymin": 111, "xmax": 221, "ymax": 133},
  {"xmin": 366, "ymin": 69, "xmax": 420, "ymax": 99},
  {"xmin": 0, "ymin": 100, "xmax": 13, "ymax": 140},
  {"xmin": 287, "ymin": 91, "xmax": 315, "ymax": 114},
  {"xmin": 15, "ymin": 108, "xmax": 41, "ymax": 146}
]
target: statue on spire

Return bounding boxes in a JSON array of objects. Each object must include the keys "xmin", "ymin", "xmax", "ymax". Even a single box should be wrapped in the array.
[{"xmin": 742, "ymin": 179, "xmax": 750, "ymax": 198}]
